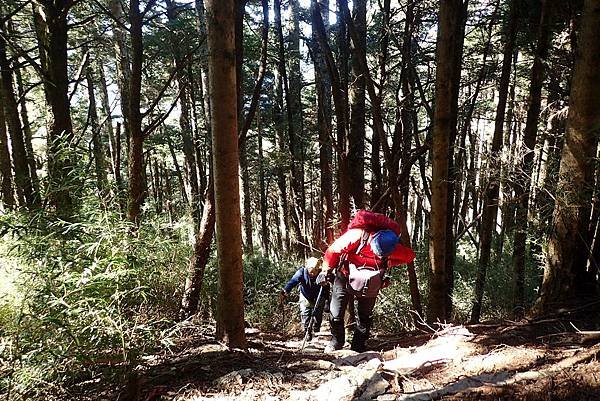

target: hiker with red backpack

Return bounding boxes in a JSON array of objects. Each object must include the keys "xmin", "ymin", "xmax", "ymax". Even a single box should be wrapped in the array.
[{"xmin": 316, "ymin": 210, "xmax": 416, "ymax": 353}]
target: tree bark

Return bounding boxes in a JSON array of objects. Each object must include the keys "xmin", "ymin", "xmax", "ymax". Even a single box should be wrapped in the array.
[
  {"xmin": 470, "ymin": 0, "xmax": 516, "ymax": 323},
  {"xmin": 12, "ymin": 54, "xmax": 40, "ymax": 202},
  {"xmin": 0, "ymin": 30, "xmax": 36, "ymax": 208},
  {"xmin": 258, "ymin": 116, "xmax": 269, "ymax": 254},
  {"xmin": 166, "ymin": 0, "xmax": 201, "ymax": 226},
  {"xmin": 311, "ymin": 0, "xmax": 334, "ymax": 247},
  {"xmin": 535, "ymin": 0, "xmax": 600, "ymax": 313},
  {"xmin": 348, "ymin": 0, "xmax": 366, "ymax": 209},
  {"xmin": 511, "ymin": 0, "xmax": 552, "ymax": 314},
  {"xmin": 238, "ymin": 0, "xmax": 269, "ymax": 253},
  {"xmin": 311, "ymin": 0, "xmax": 351, "ymax": 232},
  {"xmin": 207, "ymin": 0, "xmax": 247, "ymax": 348},
  {"xmin": 127, "ymin": 0, "xmax": 146, "ymax": 224},
  {"xmin": 33, "ymin": 1, "xmax": 75, "ymax": 217},
  {"xmin": 288, "ymin": 0, "xmax": 306, "ymax": 250},
  {"xmin": 427, "ymin": 0, "xmax": 466, "ymax": 322},
  {"xmin": 0, "ymin": 89, "xmax": 14, "ymax": 208},
  {"xmin": 97, "ymin": 59, "xmax": 126, "ymax": 212},
  {"xmin": 110, "ymin": 0, "xmax": 132, "ymax": 143},
  {"xmin": 180, "ymin": 177, "xmax": 216, "ymax": 319},
  {"xmin": 85, "ymin": 56, "xmax": 109, "ymax": 198}
]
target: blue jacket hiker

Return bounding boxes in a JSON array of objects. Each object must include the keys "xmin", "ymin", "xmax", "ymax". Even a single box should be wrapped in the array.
[{"xmin": 280, "ymin": 257, "xmax": 329, "ymax": 340}]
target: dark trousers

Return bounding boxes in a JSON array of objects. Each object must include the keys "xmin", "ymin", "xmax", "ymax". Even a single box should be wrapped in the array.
[
  {"xmin": 329, "ymin": 273, "xmax": 376, "ymax": 352},
  {"xmin": 299, "ymin": 292, "xmax": 326, "ymax": 336}
]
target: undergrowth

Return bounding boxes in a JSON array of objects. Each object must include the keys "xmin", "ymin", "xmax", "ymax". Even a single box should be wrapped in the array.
[{"xmin": 0, "ymin": 206, "xmax": 190, "ymax": 399}]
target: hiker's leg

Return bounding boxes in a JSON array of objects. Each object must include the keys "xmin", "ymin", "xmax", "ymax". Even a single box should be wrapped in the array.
[
  {"xmin": 351, "ymin": 297, "xmax": 377, "ymax": 352},
  {"xmin": 328, "ymin": 275, "xmax": 349, "ymax": 350},
  {"xmin": 299, "ymin": 293, "xmax": 312, "ymax": 337}
]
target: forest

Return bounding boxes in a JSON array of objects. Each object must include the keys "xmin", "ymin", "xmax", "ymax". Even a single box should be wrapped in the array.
[{"xmin": 0, "ymin": 0, "xmax": 599, "ymax": 399}]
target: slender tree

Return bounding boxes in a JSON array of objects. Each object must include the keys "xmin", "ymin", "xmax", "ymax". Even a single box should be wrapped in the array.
[
  {"xmin": 127, "ymin": 0, "xmax": 146, "ymax": 223},
  {"xmin": 470, "ymin": 0, "xmax": 518, "ymax": 323},
  {"xmin": 428, "ymin": 0, "xmax": 466, "ymax": 322},
  {"xmin": 347, "ymin": 0, "xmax": 366, "ymax": 208},
  {"xmin": 207, "ymin": 0, "xmax": 247, "ymax": 348},
  {"xmin": 0, "ymin": 87, "xmax": 14, "ymax": 208},
  {"xmin": 511, "ymin": 0, "xmax": 552, "ymax": 314},
  {"xmin": 32, "ymin": 0, "xmax": 76, "ymax": 216},
  {"xmin": 85, "ymin": 52, "xmax": 109, "ymax": 198},
  {"xmin": 0, "ymin": 29, "xmax": 36, "ymax": 208},
  {"xmin": 311, "ymin": 0, "xmax": 334, "ymax": 247}
]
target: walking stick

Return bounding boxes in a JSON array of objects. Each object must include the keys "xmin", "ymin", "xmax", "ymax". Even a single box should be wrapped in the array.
[{"xmin": 300, "ymin": 285, "xmax": 326, "ymax": 352}]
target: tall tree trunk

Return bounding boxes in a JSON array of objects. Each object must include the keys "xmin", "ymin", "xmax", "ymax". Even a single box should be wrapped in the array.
[
  {"xmin": 288, "ymin": 0, "xmax": 306, "ymax": 249},
  {"xmin": 511, "ymin": 0, "xmax": 552, "ymax": 314},
  {"xmin": 238, "ymin": 0, "xmax": 269, "ymax": 253},
  {"xmin": 273, "ymin": 0, "xmax": 291, "ymax": 250},
  {"xmin": 127, "ymin": 0, "xmax": 146, "ymax": 224},
  {"xmin": 97, "ymin": 60, "xmax": 126, "ymax": 211},
  {"xmin": 0, "ymin": 31, "xmax": 36, "ymax": 208},
  {"xmin": 13, "ymin": 57, "xmax": 40, "ymax": 201},
  {"xmin": 348, "ymin": 0, "xmax": 366, "ymax": 208},
  {"xmin": 180, "ymin": 177, "xmax": 216, "ymax": 319},
  {"xmin": 207, "ymin": 0, "xmax": 247, "ymax": 348},
  {"xmin": 274, "ymin": 0, "xmax": 304, "ymax": 248},
  {"xmin": 470, "ymin": 0, "xmax": 517, "ymax": 323},
  {"xmin": 85, "ymin": 58, "xmax": 109, "ymax": 198},
  {"xmin": 535, "ymin": 0, "xmax": 600, "ymax": 313},
  {"xmin": 33, "ymin": 1, "xmax": 75, "ymax": 217},
  {"xmin": 258, "ymin": 116, "xmax": 269, "ymax": 254},
  {"xmin": 311, "ymin": 0, "xmax": 351, "ymax": 232},
  {"xmin": 0, "ymin": 91, "xmax": 14, "ymax": 208},
  {"xmin": 311, "ymin": 0, "xmax": 334, "ymax": 247},
  {"xmin": 166, "ymin": 0, "xmax": 201, "ymax": 226},
  {"xmin": 335, "ymin": 0, "xmax": 351, "ymax": 231},
  {"xmin": 234, "ymin": 0, "xmax": 253, "ymax": 252},
  {"xmin": 427, "ymin": 0, "xmax": 466, "ymax": 322},
  {"xmin": 110, "ymin": 0, "xmax": 132, "ymax": 143},
  {"xmin": 370, "ymin": 0, "xmax": 390, "ymax": 207}
]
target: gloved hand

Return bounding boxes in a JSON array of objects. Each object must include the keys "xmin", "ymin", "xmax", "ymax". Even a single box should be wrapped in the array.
[
  {"xmin": 381, "ymin": 277, "xmax": 391, "ymax": 289},
  {"xmin": 316, "ymin": 270, "xmax": 334, "ymax": 286},
  {"xmin": 279, "ymin": 290, "xmax": 287, "ymax": 303}
]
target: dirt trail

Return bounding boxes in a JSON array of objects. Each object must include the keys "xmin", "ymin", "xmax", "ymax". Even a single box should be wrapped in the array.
[{"xmin": 80, "ymin": 320, "xmax": 600, "ymax": 401}]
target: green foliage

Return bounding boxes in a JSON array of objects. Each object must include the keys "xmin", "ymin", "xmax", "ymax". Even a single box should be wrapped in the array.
[
  {"xmin": 0, "ymin": 207, "xmax": 190, "ymax": 399},
  {"xmin": 245, "ymin": 254, "xmax": 299, "ymax": 331}
]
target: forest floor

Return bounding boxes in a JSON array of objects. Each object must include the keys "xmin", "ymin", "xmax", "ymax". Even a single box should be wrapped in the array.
[{"xmin": 78, "ymin": 308, "xmax": 600, "ymax": 401}]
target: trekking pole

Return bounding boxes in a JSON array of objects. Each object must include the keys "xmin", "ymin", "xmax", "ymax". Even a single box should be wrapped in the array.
[{"xmin": 300, "ymin": 285, "xmax": 326, "ymax": 352}]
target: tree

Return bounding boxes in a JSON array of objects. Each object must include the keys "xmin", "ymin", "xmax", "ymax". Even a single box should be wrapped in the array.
[
  {"xmin": 511, "ymin": 0, "xmax": 552, "ymax": 315},
  {"xmin": 0, "ymin": 22, "xmax": 36, "ymax": 208},
  {"xmin": 470, "ymin": 0, "xmax": 518, "ymax": 323},
  {"xmin": 310, "ymin": 0, "xmax": 334, "ymax": 248},
  {"xmin": 347, "ymin": 0, "xmax": 366, "ymax": 208},
  {"xmin": 33, "ymin": 0, "xmax": 76, "ymax": 217},
  {"xmin": 427, "ymin": 0, "xmax": 467, "ymax": 322},
  {"xmin": 85, "ymin": 51, "xmax": 109, "ymax": 198},
  {"xmin": 126, "ymin": 0, "xmax": 146, "ymax": 223},
  {"xmin": 207, "ymin": 0, "xmax": 247, "ymax": 348},
  {"xmin": 0, "ymin": 84, "xmax": 14, "ymax": 208},
  {"xmin": 535, "ymin": 0, "xmax": 600, "ymax": 313}
]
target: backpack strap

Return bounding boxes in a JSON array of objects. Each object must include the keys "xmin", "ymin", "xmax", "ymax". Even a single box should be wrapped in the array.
[{"xmin": 355, "ymin": 230, "xmax": 371, "ymax": 255}]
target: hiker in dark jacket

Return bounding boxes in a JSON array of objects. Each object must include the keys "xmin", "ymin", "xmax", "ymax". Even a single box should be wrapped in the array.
[{"xmin": 280, "ymin": 257, "xmax": 329, "ymax": 340}]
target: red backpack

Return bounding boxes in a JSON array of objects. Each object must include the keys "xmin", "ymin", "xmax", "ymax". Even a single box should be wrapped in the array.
[
  {"xmin": 347, "ymin": 209, "xmax": 401, "ymax": 236},
  {"xmin": 344, "ymin": 210, "xmax": 400, "ymax": 298}
]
